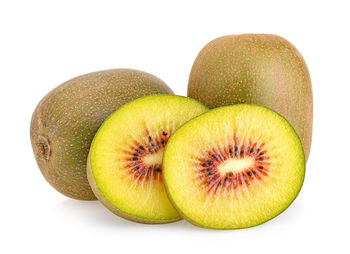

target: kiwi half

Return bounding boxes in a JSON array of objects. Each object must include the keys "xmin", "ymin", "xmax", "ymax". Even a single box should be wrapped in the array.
[
  {"xmin": 163, "ymin": 104, "xmax": 305, "ymax": 229},
  {"xmin": 87, "ymin": 95, "xmax": 208, "ymax": 223}
]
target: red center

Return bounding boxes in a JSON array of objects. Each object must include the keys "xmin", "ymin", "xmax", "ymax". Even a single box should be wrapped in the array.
[
  {"xmin": 197, "ymin": 137, "xmax": 270, "ymax": 194},
  {"xmin": 125, "ymin": 130, "xmax": 171, "ymax": 182}
]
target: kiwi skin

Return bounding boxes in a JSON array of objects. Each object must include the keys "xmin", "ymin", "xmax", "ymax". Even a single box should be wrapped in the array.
[
  {"xmin": 188, "ymin": 34, "xmax": 313, "ymax": 161},
  {"xmin": 30, "ymin": 69, "xmax": 173, "ymax": 200},
  {"xmin": 162, "ymin": 104, "xmax": 306, "ymax": 230},
  {"xmin": 87, "ymin": 152, "xmax": 181, "ymax": 224}
]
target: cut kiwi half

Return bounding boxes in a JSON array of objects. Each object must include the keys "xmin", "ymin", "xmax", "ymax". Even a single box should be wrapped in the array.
[
  {"xmin": 163, "ymin": 104, "xmax": 305, "ymax": 229},
  {"xmin": 87, "ymin": 95, "xmax": 208, "ymax": 224}
]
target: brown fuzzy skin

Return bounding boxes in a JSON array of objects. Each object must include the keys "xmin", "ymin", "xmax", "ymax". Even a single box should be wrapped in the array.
[
  {"xmin": 188, "ymin": 34, "xmax": 313, "ymax": 160},
  {"xmin": 30, "ymin": 69, "xmax": 173, "ymax": 200},
  {"xmin": 87, "ymin": 153, "xmax": 181, "ymax": 224}
]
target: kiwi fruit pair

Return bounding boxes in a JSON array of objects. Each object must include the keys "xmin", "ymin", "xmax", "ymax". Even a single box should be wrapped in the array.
[
  {"xmin": 31, "ymin": 33, "xmax": 312, "ymax": 229},
  {"xmin": 88, "ymin": 95, "xmax": 305, "ymax": 229}
]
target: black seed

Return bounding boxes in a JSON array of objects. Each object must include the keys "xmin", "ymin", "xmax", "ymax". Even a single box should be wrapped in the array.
[
  {"xmin": 151, "ymin": 143, "xmax": 155, "ymax": 147},
  {"xmin": 136, "ymin": 149, "xmax": 140, "ymax": 153},
  {"xmin": 202, "ymin": 163, "xmax": 207, "ymax": 167},
  {"xmin": 206, "ymin": 160, "xmax": 213, "ymax": 165},
  {"xmin": 162, "ymin": 131, "xmax": 167, "ymax": 136},
  {"xmin": 234, "ymin": 146, "xmax": 238, "ymax": 152},
  {"xmin": 161, "ymin": 139, "xmax": 165, "ymax": 144},
  {"xmin": 259, "ymin": 152, "xmax": 265, "ymax": 156},
  {"xmin": 229, "ymin": 172, "xmax": 233, "ymax": 176},
  {"xmin": 257, "ymin": 149, "xmax": 260, "ymax": 153},
  {"xmin": 156, "ymin": 142, "xmax": 160, "ymax": 146},
  {"xmin": 132, "ymin": 157, "xmax": 138, "ymax": 161},
  {"xmin": 139, "ymin": 146, "xmax": 145, "ymax": 150},
  {"xmin": 229, "ymin": 148, "xmax": 233, "ymax": 153},
  {"xmin": 240, "ymin": 150, "xmax": 244, "ymax": 156},
  {"xmin": 148, "ymin": 136, "xmax": 152, "ymax": 141},
  {"xmin": 141, "ymin": 170, "xmax": 146, "ymax": 175},
  {"xmin": 208, "ymin": 172, "xmax": 213, "ymax": 175},
  {"xmin": 224, "ymin": 177, "xmax": 228, "ymax": 182},
  {"xmin": 247, "ymin": 171, "xmax": 253, "ymax": 176},
  {"xmin": 133, "ymin": 153, "xmax": 138, "ymax": 156},
  {"xmin": 250, "ymin": 148, "xmax": 254, "ymax": 153},
  {"xmin": 259, "ymin": 157, "xmax": 264, "ymax": 161},
  {"xmin": 259, "ymin": 166, "xmax": 264, "ymax": 169},
  {"xmin": 211, "ymin": 154, "xmax": 217, "ymax": 159},
  {"xmin": 155, "ymin": 168, "xmax": 161, "ymax": 172},
  {"xmin": 207, "ymin": 168, "xmax": 212, "ymax": 172},
  {"xmin": 252, "ymin": 170, "xmax": 256, "ymax": 174}
]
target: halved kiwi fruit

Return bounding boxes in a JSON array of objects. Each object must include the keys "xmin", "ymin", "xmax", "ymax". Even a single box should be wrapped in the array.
[
  {"xmin": 163, "ymin": 104, "xmax": 305, "ymax": 229},
  {"xmin": 87, "ymin": 95, "xmax": 208, "ymax": 223}
]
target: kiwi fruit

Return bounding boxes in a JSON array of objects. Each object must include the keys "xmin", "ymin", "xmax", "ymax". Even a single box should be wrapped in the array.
[
  {"xmin": 188, "ymin": 34, "xmax": 313, "ymax": 161},
  {"xmin": 87, "ymin": 95, "xmax": 209, "ymax": 223},
  {"xmin": 163, "ymin": 104, "xmax": 305, "ymax": 229},
  {"xmin": 30, "ymin": 69, "xmax": 173, "ymax": 200}
]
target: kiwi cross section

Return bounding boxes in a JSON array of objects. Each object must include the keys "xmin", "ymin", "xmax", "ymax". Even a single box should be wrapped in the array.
[
  {"xmin": 87, "ymin": 95, "xmax": 208, "ymax": 223},
  {"xmin": 163, "ymin": 104, "xmax": 305, "ymax": 229}
]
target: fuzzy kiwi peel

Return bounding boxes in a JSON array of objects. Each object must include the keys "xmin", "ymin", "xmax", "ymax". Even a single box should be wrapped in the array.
[
  {"xmin": 30, "ymin": 69, "xmax": 173, "ymax": 200},
  {"xmin": 163, "ymin": 104, "xmax": 305, "ymax": 229},
  {"xmin": 188, "ymin": 33, "xmax": 313, "ymax": 161}
]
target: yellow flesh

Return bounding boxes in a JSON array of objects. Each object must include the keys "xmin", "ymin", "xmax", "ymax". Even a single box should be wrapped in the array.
[
  {"xmin": 163, "ymin": 105, "xmax": 305, "ymax": 229},
  {"xmin": 90, "ymin": 95, "xmax": 208, "ymax": 221}
]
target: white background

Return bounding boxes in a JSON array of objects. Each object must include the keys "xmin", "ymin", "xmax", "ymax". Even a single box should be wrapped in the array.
[{"xmin": 1, "ymin": 0, "xmax": 349, "ymax": 253}]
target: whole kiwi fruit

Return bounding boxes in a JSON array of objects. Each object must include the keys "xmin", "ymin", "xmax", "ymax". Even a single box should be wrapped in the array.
[
  {"xmin": 30, "ymin": 69, "xmax": 173, "ymax": 200},
  {"xmin": 188, "ymin": 34, "xmax": 313, "ymax": 160}
]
